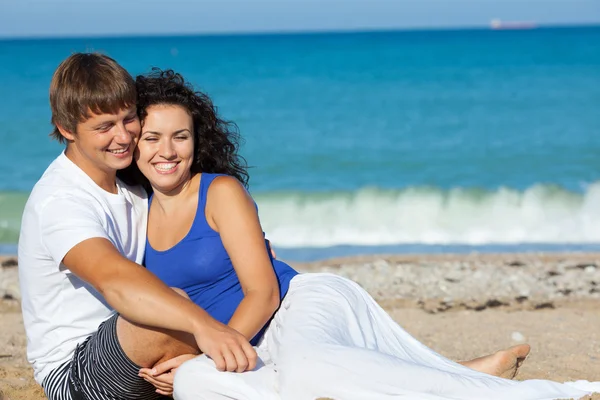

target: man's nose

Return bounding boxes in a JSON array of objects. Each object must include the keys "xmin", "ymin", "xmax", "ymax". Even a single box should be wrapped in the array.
[{"xmin": 114, "ymin": 123, "xmax": 132, "ymax": 144}]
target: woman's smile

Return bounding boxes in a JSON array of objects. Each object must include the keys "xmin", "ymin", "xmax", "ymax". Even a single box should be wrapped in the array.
[{"xmin": 153, "ymin": 162, "xmax": 179, "ymax": 174}]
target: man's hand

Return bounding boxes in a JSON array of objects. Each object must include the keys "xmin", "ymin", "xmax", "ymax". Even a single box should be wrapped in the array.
[
  {"xmin": 139, "ymin": 354, "xmax": 197, "ymax": 396},
  {"xmin": 139, "ymin": 319, "xmax": 258, "ymax": 396},
  {"xmin": 194, "ymin": 319, "xmax": 258, "ymax": 373},
  {"xmin": 265, "ymin": 239, "xmax": 277, "ymax": 259}
]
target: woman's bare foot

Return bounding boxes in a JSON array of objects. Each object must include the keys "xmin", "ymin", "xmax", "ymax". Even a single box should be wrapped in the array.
[{"xmin": 459, "ymin": 344, "xmax": 531, "ymax": 379}]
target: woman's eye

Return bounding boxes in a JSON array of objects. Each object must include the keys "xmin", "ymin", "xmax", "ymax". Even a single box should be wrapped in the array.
[{"xmin": 144, "ymin": 137, "xmax": 158, "ymax": 142}]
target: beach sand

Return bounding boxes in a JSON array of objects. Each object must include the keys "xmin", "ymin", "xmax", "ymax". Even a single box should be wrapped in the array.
[{"xmin": 1, "ymin": 253, "xmax": 599, "ymax": 400}]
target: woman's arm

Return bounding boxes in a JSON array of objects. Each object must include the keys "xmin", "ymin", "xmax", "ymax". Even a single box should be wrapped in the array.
[{"xmin": 206, "ymin": 176, "xmax": 281, "ymax": 341}]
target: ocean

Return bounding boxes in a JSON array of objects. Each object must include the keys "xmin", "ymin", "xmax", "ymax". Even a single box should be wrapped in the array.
[{"xmin": 1, "ymin": 27, "xmax": 599, "ymax": 260}]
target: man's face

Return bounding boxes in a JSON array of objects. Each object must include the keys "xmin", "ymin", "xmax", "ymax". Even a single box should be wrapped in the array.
[{"xmin": 65, "ymin": 107, "xmax": 141, "ymax": 176}]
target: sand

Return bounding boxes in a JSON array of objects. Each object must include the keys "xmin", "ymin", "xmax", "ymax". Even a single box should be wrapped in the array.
[{"xmin": 1, "ymin": 253, "xmax": 600, "ymax": 399}]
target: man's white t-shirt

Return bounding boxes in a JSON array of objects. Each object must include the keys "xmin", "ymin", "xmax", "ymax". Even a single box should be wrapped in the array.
[{"xmin": 18, "ymin": 152, "xmax": 148, "ymax": 384}]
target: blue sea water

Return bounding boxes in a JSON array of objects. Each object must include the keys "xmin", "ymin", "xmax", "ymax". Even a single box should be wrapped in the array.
[{"xmin": 0, "ymin": 27, "xmax": 599, "ymax": 260}]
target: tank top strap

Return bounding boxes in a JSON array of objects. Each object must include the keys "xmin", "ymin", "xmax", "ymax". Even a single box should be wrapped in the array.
[{"xmin": 192, "ymin": 172, "xmax": 228, "ymax": 235}]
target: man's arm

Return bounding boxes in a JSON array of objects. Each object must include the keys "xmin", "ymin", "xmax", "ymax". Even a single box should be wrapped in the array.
[{"xmin": 62, "ymin": 237, "xmax": 256, "ymax": 372}]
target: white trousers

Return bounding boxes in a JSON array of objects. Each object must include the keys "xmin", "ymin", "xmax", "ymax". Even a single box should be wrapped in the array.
[{"xmin": 174, "ymin": 273, "xmax": 599, "ymax": 400}]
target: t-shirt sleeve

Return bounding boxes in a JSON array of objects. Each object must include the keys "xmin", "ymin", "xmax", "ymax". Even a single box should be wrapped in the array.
[{"xmin": 40, "ymin": 196, "xmax": 110, "ymax": 266}]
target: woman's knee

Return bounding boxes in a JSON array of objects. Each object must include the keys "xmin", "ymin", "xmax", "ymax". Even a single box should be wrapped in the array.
[{"xmin": 173, "ymin": 357, "xmax": 218, "ymax": 399}]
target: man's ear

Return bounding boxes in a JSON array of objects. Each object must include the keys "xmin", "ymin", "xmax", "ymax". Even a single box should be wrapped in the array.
[{"xmin": 56, "ymin": 124, "xmax": 76, "ymax": 141}]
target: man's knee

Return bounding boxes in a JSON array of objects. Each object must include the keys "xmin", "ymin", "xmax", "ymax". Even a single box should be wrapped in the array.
[
  {"xmin": 116, "ymin": 313, "xmax": 198, "ymax": 368},
  {"xmin": 171, "ymin": 287, "xmax": 189, "ymax": 299}
]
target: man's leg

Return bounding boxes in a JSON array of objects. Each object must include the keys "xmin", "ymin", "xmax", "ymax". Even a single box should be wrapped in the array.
[
  {"xmin": 66, "ymin": 289, "xmax": 200, "ymax": 400},
  {"xmin": 116, "ymin": 288, "xmax": 198, "ymax": 369}
]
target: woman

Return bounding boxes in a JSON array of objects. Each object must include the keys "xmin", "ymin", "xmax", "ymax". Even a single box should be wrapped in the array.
[{"xmin": 128, "ymin": 69, "xmax": 597, "ymax": 400}]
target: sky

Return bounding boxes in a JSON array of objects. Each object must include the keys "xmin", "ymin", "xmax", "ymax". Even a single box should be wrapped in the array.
[{"xmin": 1, "ymin": 0, "xmax": 599, "ymax": 38}]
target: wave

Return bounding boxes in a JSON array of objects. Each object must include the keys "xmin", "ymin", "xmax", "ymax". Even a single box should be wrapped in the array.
[
  {"xmin": 2, "ymin": 183, "xmax": 600, "ymax": 248},
  {"xmin": 0, "ymin": 192, "xmax": 28, "ymax": 243},
  {"xmin": 254, "ymin": 183, "xmax": 600, "ymax": 248}
]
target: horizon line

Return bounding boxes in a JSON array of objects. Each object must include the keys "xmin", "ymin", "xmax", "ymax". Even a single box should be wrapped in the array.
[{"xmin": 1, "ymin": 22, "xmax": 598, "ymax": 42}]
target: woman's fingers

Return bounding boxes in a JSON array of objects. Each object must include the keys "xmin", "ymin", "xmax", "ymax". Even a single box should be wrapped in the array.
[
  {"xmin": 150, "ymin": 357, "xmax": 180, "ymax": 376},
  {"xmin": 140, "ymin": 372, "xmax": 173, "ymax": 393},
  {"xmin": 150, "ymin": 353, "xmax": 197, "ymax": 376}
]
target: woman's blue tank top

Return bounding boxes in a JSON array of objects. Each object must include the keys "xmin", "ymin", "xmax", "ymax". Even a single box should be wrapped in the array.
[{"xmin": 144, "ymin": 173, "xmax": 298, "ymax": 345}]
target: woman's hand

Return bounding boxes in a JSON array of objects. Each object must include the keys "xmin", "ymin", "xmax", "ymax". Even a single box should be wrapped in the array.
[{"xmin": 139, "ymin": 354, "xmax": 198, "ymax": 396}]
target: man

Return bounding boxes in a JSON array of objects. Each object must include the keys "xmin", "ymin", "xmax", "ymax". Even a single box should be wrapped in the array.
[{"xmin": 18, "ymin": 52, "xmax": 256, "ymax": 400}]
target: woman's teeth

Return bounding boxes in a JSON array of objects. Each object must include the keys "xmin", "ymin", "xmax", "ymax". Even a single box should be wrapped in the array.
[{"xmin": 155, "ymin": 163, "xmax": 177, "ymax": 172}]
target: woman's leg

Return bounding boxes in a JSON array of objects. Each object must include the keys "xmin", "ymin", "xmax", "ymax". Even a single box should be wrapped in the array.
[
  {"xmin": 173, "ymin": 346, "xmax": 279, "ymax": 400},
  {"xmin": 263, "ymin": 273, "xmax": 594, "ymax": 400},
  {"xmin": 458, "ymin": 344, "xmax": 530, "ymax": 379}
]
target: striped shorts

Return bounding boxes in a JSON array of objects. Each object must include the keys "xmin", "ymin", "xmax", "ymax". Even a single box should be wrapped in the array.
[{"xmin": 42, "ymin": 314, "xmax": 168, "ymax": 400}]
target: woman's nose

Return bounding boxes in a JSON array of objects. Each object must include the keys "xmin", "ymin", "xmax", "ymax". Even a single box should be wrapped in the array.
[{"xmin": 159, "ymin": 140, "xmax": 176, "ymax": 158}]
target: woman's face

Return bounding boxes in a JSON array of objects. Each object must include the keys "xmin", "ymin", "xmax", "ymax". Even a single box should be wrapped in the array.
[{"xmin": 135, "ymin": 104, "xmax": 195, "ymax": 193}]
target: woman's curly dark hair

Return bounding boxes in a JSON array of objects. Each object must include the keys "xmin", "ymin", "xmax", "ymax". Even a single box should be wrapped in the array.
[{"xmin": 118, "ymin": 68, "xmax": 249, "ymax": 190}]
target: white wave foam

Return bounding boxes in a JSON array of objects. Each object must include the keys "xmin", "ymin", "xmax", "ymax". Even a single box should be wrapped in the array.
[
  {"xmin": 0, "ymin": 192, "xmax": 27, "ymax": 243},
  {"xmin": 255, "ymin": 183, "xmax": 600, "ymax": 248}
]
